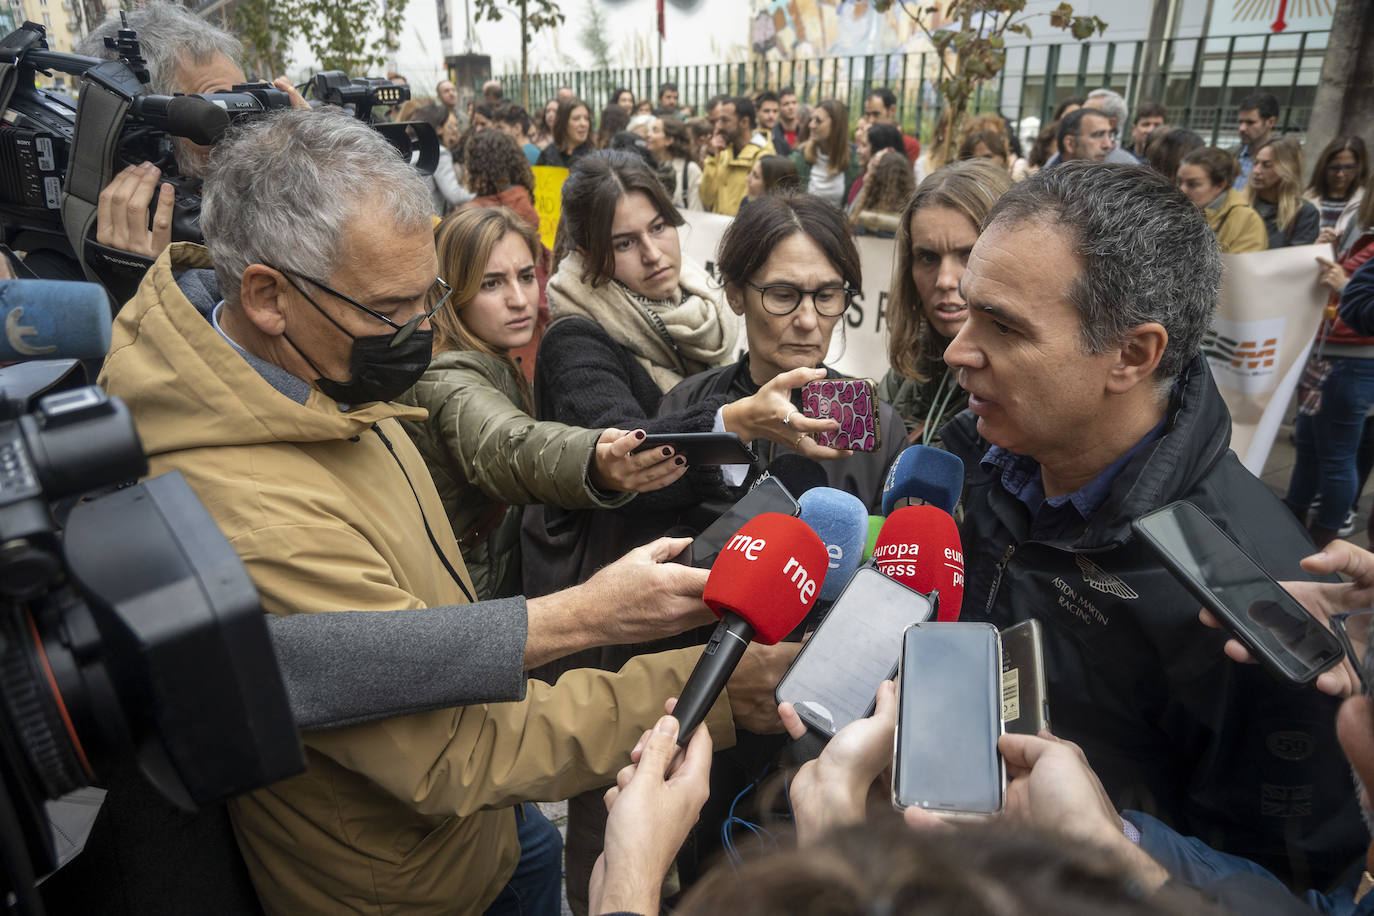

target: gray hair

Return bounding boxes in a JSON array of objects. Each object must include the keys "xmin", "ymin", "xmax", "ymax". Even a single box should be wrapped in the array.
[
  {"xmin": 983, "ymin": 162, "xmax": 1220, "ymax": 391},
  {"xmin": 1085, "ymin": 88, "xmax": 1128, "ymax": 127},
  {"xmin": 78, "ymin": 1, "xmax": 242, "ymax": 95},
  {"xmin": 201, "ymin": 108, "xmax": 434, "ymax": 304}
]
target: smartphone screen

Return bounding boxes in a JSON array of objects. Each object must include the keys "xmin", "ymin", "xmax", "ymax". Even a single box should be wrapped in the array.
[
  {"xmin": 1133, "ymin": 501, "xmax": 1344, "ymax": 684},
  {"xmin": 687, "ymin": 476, "xmax": 800, "ymax": 568},
  {"xmin": 894, "ymin": 622, "xmax": 1003, "ymax": 815},
  {"xmin": 774, "ymin": 566, "xmax": 935, "ymax": 736},
  {"xmin": 1000, "ymin": 619, "xmax": 1049, "ymax": 736}
]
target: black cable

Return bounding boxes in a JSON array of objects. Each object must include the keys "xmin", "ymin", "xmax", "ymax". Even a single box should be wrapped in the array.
[
  {"xmin": 0, "ymin": 769, "xmax": 45, "ymax": 916},
  {"xmin": 371, "ymin": 424, "xmax": 476, "ymax": 605}
]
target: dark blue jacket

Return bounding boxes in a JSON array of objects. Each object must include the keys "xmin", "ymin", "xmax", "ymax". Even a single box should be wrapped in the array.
[
  {"xmin": 942, "ymin": 354, "xmax": 1364, "ymax": 890},
  {"xmin": 1339, "ymin": 259, "xmax": 1374, "ymax": 337}
]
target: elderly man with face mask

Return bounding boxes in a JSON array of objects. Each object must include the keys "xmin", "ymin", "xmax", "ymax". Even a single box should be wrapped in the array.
[{"xmin": 98, "ymin": 106, "xmax": 795, "ymax": 915}]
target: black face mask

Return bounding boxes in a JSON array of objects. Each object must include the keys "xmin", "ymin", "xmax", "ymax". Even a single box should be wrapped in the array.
[{"xmin": 304, "ymin": 329, "xmax": 434, "ymax": 405}]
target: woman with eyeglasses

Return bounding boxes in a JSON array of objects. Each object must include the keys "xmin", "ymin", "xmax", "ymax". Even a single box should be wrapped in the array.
[
  {"xmin": 1307, "ymin": 136, "xmax": 1368, "ymax": 244},
  {"xmin": 397, "ymin": 207, "xmax": 684, "ymax": 601}
]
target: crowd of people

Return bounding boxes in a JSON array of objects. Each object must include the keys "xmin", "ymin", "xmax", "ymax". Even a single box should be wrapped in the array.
[{"xmin": 9, "ymin": 3, "xmax": 1374, "ymax": 915}]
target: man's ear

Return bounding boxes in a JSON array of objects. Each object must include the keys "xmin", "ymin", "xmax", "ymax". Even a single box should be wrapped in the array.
[
  {"xmin": 724, "ymin": 282, "xmax": 746, "ymax": 317},
  {"xmin": 238, "ymin": 264, "xmax": 289, "ymax": 337},
  {"xmin": 1107, "ymin": 322, "xmax": 1168, "ymax": 394}
]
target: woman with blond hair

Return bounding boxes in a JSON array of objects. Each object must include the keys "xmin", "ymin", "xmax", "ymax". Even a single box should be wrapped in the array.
[
  {"xmin": 790, "ymin": 99, "xmax": 860, "ymax": 206},
  {"xmin": 397, "ymin": 207, "xmax": 683, "ymax": 600},
  {"xmin": 1248, "ymin": 136, "xmax": 1320, "ymax": 247},
  {"xmin": 877, "ymin": 159, "xmax": 1013, "ymax": 445}
]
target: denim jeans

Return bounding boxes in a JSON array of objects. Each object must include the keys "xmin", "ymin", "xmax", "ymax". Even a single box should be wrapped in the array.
[
  {"xmin": 1285, "ymin": 356, "xmax": 1374, "ymax": 529},
  {"xmin": 483, "ymin": 803, "xmax": 564, "ymax": 916}
]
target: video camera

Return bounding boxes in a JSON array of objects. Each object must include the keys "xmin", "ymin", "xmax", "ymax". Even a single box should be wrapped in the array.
[
  {"xmin": 0, "ymin": 17, "xmax": 439, "ymax": 303},
  {"xmin": 0, "ymin": 281, "xmax": 303, "ymax": 913}
]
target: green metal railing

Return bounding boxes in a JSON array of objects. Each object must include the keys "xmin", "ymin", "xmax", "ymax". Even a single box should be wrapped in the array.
[{"xmin": 499, "ymin": 30, "xmax": 1329, "ymax": 147}]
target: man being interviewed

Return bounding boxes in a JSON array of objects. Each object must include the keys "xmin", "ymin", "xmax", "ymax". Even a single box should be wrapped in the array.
[
  {"xmin": 701, "ymin": 96, "xmax": 774, "ymax": 216},
  {"xmin": 942, "ymin": 162, "xmax": 1365, "ymax": 891},
  {"xmin": 98, "ymin": 107, "xmax": 792, "ymax": 914}
]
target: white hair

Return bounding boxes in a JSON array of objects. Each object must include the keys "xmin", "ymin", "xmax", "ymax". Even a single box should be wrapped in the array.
[
  {"xmin": 1086, "ymin": 88, "xmax": 1128, "ymax": 127},
  {"xmin": 200, "ymin": 108, "xmax": 434, "ymax": 304},
  {"xmin": 78, "ymin": 2, "xmax": 242, "ymax": 96}
]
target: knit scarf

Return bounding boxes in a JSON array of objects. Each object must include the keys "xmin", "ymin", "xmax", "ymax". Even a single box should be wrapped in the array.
[{"xmin": 547, "ymin": 251, "xmax": 738, "ymax": 392}]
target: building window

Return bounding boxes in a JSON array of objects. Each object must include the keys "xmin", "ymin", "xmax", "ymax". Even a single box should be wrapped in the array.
[{"xmin": 42, "ymin": 12, "xmax": 51, "ymax": 27}]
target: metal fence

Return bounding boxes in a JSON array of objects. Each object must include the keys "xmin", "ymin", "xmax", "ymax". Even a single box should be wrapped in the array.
[{"xmin": 500, "ymin": 29, "xmax": 1329, "ymax": 147}]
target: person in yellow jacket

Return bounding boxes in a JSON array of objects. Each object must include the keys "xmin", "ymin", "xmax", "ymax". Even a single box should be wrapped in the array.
[
  {"xmin": 99, "ymin": 107, "xmax": 795, "ymax": 915},
  {"xmin": 700, "ymin": 95, "xmax": 775, "ymax": 216},
  {"xmin": 1176, "ymin": 146, "xmax": 1270, "ymax": 253}
]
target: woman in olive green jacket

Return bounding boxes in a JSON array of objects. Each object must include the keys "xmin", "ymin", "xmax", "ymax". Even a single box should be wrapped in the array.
[{"xmin": 399, "ymin": 207, "xmax": 683, "ymax": 600}]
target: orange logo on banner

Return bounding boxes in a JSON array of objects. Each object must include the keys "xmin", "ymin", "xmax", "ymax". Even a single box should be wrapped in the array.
[{"xmin": 1230, "ymin": 338, "xmax": 1278, "ymax": 370}]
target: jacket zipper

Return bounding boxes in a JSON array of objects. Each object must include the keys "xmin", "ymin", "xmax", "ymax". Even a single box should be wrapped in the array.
[{"xmin": 983, "ymin": 543, "xmax": 1017, "ymax": 617}]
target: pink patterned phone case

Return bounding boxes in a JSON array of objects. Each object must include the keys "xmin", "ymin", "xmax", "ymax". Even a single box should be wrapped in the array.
[{"xmin": 801, "ymin": 378, "xmax": 882, "ymax": 452}]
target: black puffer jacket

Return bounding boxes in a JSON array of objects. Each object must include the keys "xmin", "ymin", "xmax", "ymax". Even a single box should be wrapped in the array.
[{"xmin": 943, "ymin": 355, "xmax": 1363, "ymax": 891}]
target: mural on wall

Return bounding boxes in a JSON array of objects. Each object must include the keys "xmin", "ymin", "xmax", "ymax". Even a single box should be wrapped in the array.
[{"xmin": 750, "ymin": 0, "xmax": 936, "ymax": 60}]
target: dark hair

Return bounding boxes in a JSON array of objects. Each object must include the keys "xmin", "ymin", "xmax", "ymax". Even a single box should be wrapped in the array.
[
  {"xmin": 611, "ymin": 87, "xmax": 632, "ymax": 107},
  {"xmin": 473, "ymin": 103, "xmax": 494, "ymax": 122},
  {"xmin": 865, "ymin": 87, "xmax": 897, "ymax": 111},
  {"xmin": 552, "ymin": 97, "xmax": 591, "ymax": 152},
  {"xmin": 779, "ymin": 85, "xmax": 797, "ymax": 100},
  {"xmin": 805, "ymin": 99, "xmax": 851, "ymax": 174},
  {"xmin": 1307, "ymin": 135, "xmax": 1369, "ymax": 199},
  {"xmin": 1051, "ymin": 95, "xmax": 1086, "ymax": 122},
  {"xmin": 597, "ymin": 104, "xmax": 631, "ymax": 147},
  {"xmin": 660, "ymin": 115, "xmax": 694, "ymax": 161},
  {"xmin": 959, "ymin": 128, "xmax": 1009, "ymax": 163},
  {"xmin": 1237, "ymin": 91, "xmax": 1280, "ymax": 121},
  {"xmin": 415, "ymin": 103, "xmax": 450, "ymax": 132},
  {"xmin": 464, "ymin": 129, "xmax": 535, "ymax": 198},
  {"xmin": 730, "ymin": 96, "xmax": 757, "ymax": 131},
  {"xmin": 755, "ymin": 154, "xmax": 800, "ymax": 194},
  {"xmin": 493, "ymin": 102, "xmax": 531, "ymax": 132},
  {"xmin": 986, "ymin": 162, "xmax": 1220, "ymax": 390},
  {"xmin": 677, "ymin": 819, "xmax": 1220, "ymax": 916},
  {"xmin": 707, "ymin": 93, "xmax": 729, "ymax": 114},
  {"xmin": 1056, "ymin": 108, "xmax": 1105, "ymax": 157},
  {"xmin": 658, "ymin": 81, "xmax": 678, "ymax": 98},
  {"xmin": 1180, "ymin": 146, "xmax": 1237, "ymax": 189},
  {"xmin": 1145, "ymin": 127, "xmax": 1204, "ymax": 183},
  {"xmin": 609, "ymin": 130, "xmax": 655, "ymax": 169},
  {"xmin": 717, "ymin": 191, "xmax": 861, "ymax": 294},
  {"xmin": 859, "ymin": 152, "xmax": 915, "ymax": 214},
  {"xmin": 756, "ymin": 90, "xmax": 780, "ymax": 106},
  {"xmin": 556, "ymin": 150, "xmax": 685, "ymax": 286},
  {"xmin": 1134, "ymin": 100, "xmax": 1167, "ymax": 124},
  {"xmin": 867, "ymin": 123, "xmax": 906, "ymax": 160}
]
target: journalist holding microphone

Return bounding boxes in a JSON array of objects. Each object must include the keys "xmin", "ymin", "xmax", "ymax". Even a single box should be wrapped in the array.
[{"xmin": 96, "ymin": 106, "xmax": 796, "ymax": 915}]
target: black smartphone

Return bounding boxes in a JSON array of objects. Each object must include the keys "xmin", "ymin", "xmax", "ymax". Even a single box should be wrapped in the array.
[
  {"xmin": 1000, "ymin": 619, "xmax": 1049, "ymax": 736},
  {"xmin": 686, "ymin": 476, "xmax": 800, "ymax": 568},
  {"xmin": 893, "ymin": 622, "xmax": 1004, "ymax": 817},
  {"xmin": 1132, "ymin": 500, "xmax": 1345, "ymax": 685},
  {"xmin": 774, "ymin": 566, "xmax": 935, "ymax": 737},
  {"xmin": 632, "ymin": 432, "xmax": 756, "ymax": 466}
]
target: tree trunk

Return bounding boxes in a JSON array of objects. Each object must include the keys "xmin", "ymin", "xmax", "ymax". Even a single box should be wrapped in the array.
[
  {"xmin": 1303, "ymin": 0, "xmax": 1374, "ymax": 182},
  {"xmin": 519, "ymin": 0, "xmax": 529, "ymax": 110}
]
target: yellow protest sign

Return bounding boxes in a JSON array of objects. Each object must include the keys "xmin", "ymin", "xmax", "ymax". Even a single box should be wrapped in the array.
[{"xmin": 532, "ymin": 165, "xmax": 568, "ymax": 252}]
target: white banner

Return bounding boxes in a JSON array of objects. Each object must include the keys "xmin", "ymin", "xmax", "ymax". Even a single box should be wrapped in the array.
[{"xmin": 681, "ymin": 213, "xmax": 1330, "ymax": 475}]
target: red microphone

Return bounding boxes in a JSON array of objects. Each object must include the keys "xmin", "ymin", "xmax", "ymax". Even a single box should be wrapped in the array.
[
  {"xmin": 673, "ymin": 512, "xmax": 828, "ymax": 745},
  {"xmin": 870, "ymin": 505, "xmax": 964, "ymax": 621}
]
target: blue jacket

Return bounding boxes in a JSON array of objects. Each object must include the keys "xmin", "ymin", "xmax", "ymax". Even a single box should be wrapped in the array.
[{"xmin": 1339, "ymin": 258, "xmax": 1374, "ymax": 337}]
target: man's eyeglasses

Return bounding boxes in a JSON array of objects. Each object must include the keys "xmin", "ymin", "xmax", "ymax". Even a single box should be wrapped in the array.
[
  {"xmin": 277, "ymin": 268, "xmax": 451, "ymax": 347},
  {"xmin": 1332, "ymin": 610, "xmax": 1374, "ymax": 694},
  {"xmin": 747, "ymin": 281, "xmax": 854, "ymax": 317}
]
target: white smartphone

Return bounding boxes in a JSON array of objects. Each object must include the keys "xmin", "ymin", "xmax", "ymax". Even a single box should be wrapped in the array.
[
  {"xmin": 774, "ymin": 566, "xmax": 935, "ymax": 737},
  {"xmin": 892, "ymin": 621, "xmax": 1005, "ymax": 817}
]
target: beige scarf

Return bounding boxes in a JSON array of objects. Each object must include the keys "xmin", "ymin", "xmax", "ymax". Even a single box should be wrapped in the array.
[{"xmin": 547, "ymin": 251, "xmax": 738, "ymax": 392}]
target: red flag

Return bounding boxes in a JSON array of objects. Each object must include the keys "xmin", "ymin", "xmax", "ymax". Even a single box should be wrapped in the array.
[{"xmin": 657, "ymin": 0, "xmax": 665, "ymax": 38}]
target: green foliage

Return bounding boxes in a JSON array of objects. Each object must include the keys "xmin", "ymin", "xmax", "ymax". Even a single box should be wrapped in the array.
[
  {"xmin": 233, "ymin": 0, "xmax": 294, "ymax": 79},
  {"xmin": 473, "ymin": 0, "xmax": 566, "ymax": 108},
  {"xmin": 291, "ymin": 0, "xmax": 409, "ymax": 75},
  {"xmin": 580, "ymin": 0, "xmax": 615, "ymax": 71},
  {"xmin": 871, "ymin": 0, "xmax": 1106, "ymax": 162}
]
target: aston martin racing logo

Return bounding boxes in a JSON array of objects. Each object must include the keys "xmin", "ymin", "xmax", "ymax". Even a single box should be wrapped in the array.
[{"xmin": 1076, "ymin": 555, "xmax": 1139, "ymax": 600}]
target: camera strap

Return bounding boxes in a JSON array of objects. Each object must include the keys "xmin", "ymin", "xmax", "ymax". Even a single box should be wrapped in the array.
[
  {"xmin": 61, "ymin": 74, "xmax": 131, "ymax": 286},
  {"xmin": 0, "ymin": 24, "xmax": 45, "ymax": 116}
]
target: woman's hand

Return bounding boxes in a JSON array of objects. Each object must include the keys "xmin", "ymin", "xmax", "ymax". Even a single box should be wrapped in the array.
[
  {"xmin": 1318, "ymin": 256, "xmax": 1350, "ymax": 294},
  {"xmin": 721, "ymin": 366, "xmax": 853, "ymax": 462},
  {"xmin": 1317, "ymin": 227, "xmax": 1340, "ymax": 247},
  {"xmin": 590, "ymin": 428, "xmax": 687, "ymax": 493}
]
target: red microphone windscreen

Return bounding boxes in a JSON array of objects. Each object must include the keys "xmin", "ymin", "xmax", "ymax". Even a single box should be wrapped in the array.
[
  {"xmin": 702, "ymin": 512, "xmax": 828, "ymax": 644},
  {"xmin": 871, "ymin": 506, "xmax": 964, "ymax": 620}
]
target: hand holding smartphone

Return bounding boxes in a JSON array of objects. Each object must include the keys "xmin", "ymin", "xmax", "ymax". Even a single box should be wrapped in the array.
[{"xmin": 801, "ymin": 378, "xmax": 881, "ymax": 452}]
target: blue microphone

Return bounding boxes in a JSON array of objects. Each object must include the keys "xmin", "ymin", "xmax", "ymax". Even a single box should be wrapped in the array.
[
  {"xmin": 880, "ymin": 445, "xmax": 964, "ymax": 516},
  {"xmin": 0, "ymin": 280, "xmax": 112, "ymax": 362},
  {"xmin": 798, "ymin": 487, "xmax": 868, "ymax": 601}
]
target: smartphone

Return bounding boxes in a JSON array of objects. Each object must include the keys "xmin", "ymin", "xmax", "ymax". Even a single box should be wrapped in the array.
[
  {"xmin": 631, "ymin": 432, "xmax": 755, "ymax": 466},
  {"xmin": 801, "ymin": 378, "xmax": 882, "ymax": 452},
  {"xmin": 893, "ymin": 622, "xmax": 1004, "ymax": 817},
  {"xmin": 1132, "ymin": 500, "xmax": 1345, "ymax": 685},
  {"xmin": 1000, "ymin": 619, "xmax": 1049, "ymax": 735},
  {"xmin": 685, "ymin": 476, "xmax": 800, "ymax": 568},
  {"xmin": 774, "ymin": 566, "xmax": 935, "ymax": 737}
]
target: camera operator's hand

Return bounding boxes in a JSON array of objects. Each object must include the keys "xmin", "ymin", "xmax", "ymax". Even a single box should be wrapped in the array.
[
  {"xmin": 273, "ymin": 76, "xmax": 312, "ymax": 111},
  {"xmin": 523, "ymin": 538, "xmax": 714, "ymax": 668},
  {"xmin": 96, "ymin": 162, "xmax": 174, "ymax": 260},
  {"xmin": 725, "ymin": 641, "xmax": 800, "ymax": 734},
  {"xmin": 589, "ymin": 714, "xmax": 712, "ymax": 916},
  {"xmin": 781, "ymin": 679, "xmax": 898, "ymax": 844}
]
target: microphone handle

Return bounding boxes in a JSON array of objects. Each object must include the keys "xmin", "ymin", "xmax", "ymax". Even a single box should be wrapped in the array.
[{"xmin": 673, "ymin": 614, "xmax": 755, "ymax": 747}]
